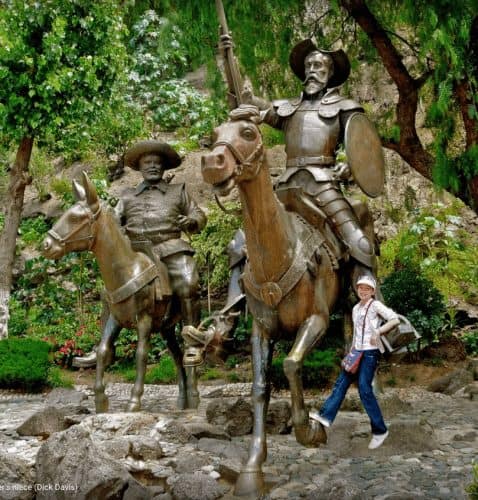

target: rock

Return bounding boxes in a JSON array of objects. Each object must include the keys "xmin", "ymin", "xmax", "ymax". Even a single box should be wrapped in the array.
[
  {"xmin": 35, "ymin": 425, "xmax": 150, "ymax": 500},
  {"xmin": 427, "ymin": 368, "xmax": 473, "ymax": 395},
  {"xmin": 463, "ymin": 382, "xmax": 478, "ymax": 400},
  {"xmin": 266, "ymin": 400, "xmax": 292, "ymax": 434},
  {"xmin": 206, "ymin": 397, "xmax": 252, "ymax": 436},
  {"xmin": 153, "ymin": 418, "xmax": 192, "ymax": 444},
  {"xmin": 197, "ymin": 437, "xmax": 247, "ymax": 463},
  {"xmin": 45, "ymin": 388, "xmax": 87, "ymax": 407},
  {"xmin": 102, "ymin": 437, "xmax": 132, "ymax": 460},
  {"xmin": 183, "ymin": 422, "xmax": 231, "ymax": 440},
  {"xmin": 174, "ymin": 453, "xmax": 211, "ymax": 473},
  {"xmin": 17, "ymin": 407, "xmax": 79, "ymax": 438},
  {"xmin": 168, "ymin": 472, "xmax": 229, "ymax": 500},
  {"xmin": 422, "ymin": 336, "xmax": 467, "ymax": 362},
  {"xmin": 0, "ymin": 452, "xmax": 35, "ymax": 500},
  {"xmin": 130, "ymin": 435, "xmax": 163, "ymax": 461}
]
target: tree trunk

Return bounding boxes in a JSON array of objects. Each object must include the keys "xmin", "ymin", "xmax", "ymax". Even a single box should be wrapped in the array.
[{"xmin": 0, "ymin": 137, "xmax": 34, "ymax": 339}]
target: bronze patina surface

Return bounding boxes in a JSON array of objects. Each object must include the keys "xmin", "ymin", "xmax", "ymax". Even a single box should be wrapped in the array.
[
  {"xmin": 202, "ymin": 106, "xmax": 342, "ymax": 496},
  {"xmin": 43, "ymin": 141, "xmax": 206, "ymax": 413}
]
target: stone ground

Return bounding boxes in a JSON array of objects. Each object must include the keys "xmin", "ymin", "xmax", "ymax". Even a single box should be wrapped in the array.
[{"xmin": 0, "ymin": 379, "xmax": 476, "ymax": 500}]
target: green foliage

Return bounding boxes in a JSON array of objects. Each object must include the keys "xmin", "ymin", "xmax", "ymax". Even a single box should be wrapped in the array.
[
  {"xmin": 0, "ymin": 0, "xmax": 129, "ymax": 143},
  {"xmin": 191, "ymin": 202, "xmax": 242, "ymax": 290},
  {"xmin": 381, "ymin": 267, "xmax": 446, "ymax": 343},
  {"xmin": 121, "ymin": 355, "xmax": 177, "ymax": 384},
  {"xmin": 199, "ymin": 367, "xmax": 222, "ymax": 381},
  {"xmin": 466, "ymin": 461, "xmax": 478, "ymax": 500},
  {"xmin": 379, "ymin": 204, "xmax": 478, "ymax": 304},
  {"xmin": 18, "ymin": 216, "xmax": 50, "ymax": 247},
  {"xmin": 47, "ymin": 365, "xmax": 74, "ymax": 389},
  {"xmin": 9, "ymin": 253, "xmax": 103, "ymax": 361},
  {"xmin": 461, "ymin": 330, "xmax": 478, "ymax": 356},
  {"xmin": 0, "ymin": 338, "xmax": 51, "ymax": 392},
  {"xmin": 152, "ymin": 79, "xmax": 227, "ymax": 142},
  {"xmin": 270, "ymin": 348, "xmax": 340, "ymax": 391}
]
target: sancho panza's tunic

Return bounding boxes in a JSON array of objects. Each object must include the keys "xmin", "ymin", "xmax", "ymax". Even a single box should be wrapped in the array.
[{"xmin": 116, "ymin": 180, "xmax": 206, "ymax": 259}]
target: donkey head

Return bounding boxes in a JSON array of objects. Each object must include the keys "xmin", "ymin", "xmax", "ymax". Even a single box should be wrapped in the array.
[{"xmin": 42, "ymin": 172, "xmax": 101, "ymax": 259}]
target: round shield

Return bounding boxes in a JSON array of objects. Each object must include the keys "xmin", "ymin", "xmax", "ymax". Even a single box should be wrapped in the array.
[{"xmin": 345, "ymin": 113, "xmax": 385, "ymax": 198}]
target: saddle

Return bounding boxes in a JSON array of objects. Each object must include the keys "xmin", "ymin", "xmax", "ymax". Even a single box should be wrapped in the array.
[{"xmin": 275, "ymin": 185, "xmax": 373, "ymax": 269}]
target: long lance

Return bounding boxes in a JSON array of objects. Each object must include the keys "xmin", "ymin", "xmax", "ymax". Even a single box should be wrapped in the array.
[{"xmin": 215, "ymin": 0, "xmax": 243, "ymax": 109}]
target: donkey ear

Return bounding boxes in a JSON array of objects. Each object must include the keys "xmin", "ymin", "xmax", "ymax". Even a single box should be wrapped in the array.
[
  {"xmin": 72, "ymin": 180, "xmax": 86, "ymax": 201},
  {"xmin": 81, "ymin": 171, "xmax": 100, "ymax": 210}
]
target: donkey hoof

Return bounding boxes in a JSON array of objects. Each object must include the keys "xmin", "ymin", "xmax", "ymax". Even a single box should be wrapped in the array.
[
  {"xmin": 234, "ymin": 471, "xmax": 265, "ymax": 497},
  {"xmin": 126, "ymin": 401, "xmax": 141, "ymax": 412},
  {"xmin": 95, "ymin": 395, "xmax": 109, "ymax": 414},
  {"xmin": 186, "ymin": 393, "xmax": 200, "ymax": 409}
]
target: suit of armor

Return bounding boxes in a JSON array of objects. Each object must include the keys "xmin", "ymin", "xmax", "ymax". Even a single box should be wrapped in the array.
[{"xmin": 262, "ymin": 87, "xmax": 375, "ymax": 269}]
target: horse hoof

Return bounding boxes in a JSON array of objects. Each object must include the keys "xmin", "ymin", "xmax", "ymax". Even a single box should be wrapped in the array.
[
  {"xmin": 234, "ymin": 471, "xmax": 265, "ymax": 497},
  {"xmin": 295, "ymin": 420, "xmax": 327, "ymax": 447},
  {"xmin": 95, "ymin": 396, "xmax": 109, "ymax": 414},
  {"xmin": 126, "ymin": 401, "xmax": 141, "ymax": 412}
]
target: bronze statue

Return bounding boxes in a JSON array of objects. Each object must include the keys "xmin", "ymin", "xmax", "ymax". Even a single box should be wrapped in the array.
[
  {"xmin": 42, "ymin": 142, "xmax": 205, "ymax": 413},
  {"xmin": 117, "ymin": 140, "xmax": 206, "ymax": 327},
  {"xmin": 236, "ymin": 38, "xmax": 384, "ymax": 287},
  {"xmin": 201, "ymin": 105, "xmax": 356, "ymax": 495}
]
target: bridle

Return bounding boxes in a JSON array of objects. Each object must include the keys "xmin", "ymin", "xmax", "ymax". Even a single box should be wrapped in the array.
[
  {"xmin": 212, "ymin": 122, "xmax": 264, "ymax": 181},
  {"xmin": 47, "ymin": 202, "xmax": 101, "ymax": 251}
]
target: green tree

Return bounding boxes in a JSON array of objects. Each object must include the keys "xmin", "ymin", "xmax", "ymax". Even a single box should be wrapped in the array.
[{"xmin": 0, "ymin": 0, "xmax": 129, "ymax": 338}]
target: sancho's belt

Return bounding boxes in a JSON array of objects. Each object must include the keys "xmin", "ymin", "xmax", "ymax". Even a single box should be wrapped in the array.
[
  {"xmin": 286, "ymin": 156, "xmax": 335, "ymax": 167},
  {"xmin": 129, "ymin": 232, "xmax": 181, "ymax": 244}
]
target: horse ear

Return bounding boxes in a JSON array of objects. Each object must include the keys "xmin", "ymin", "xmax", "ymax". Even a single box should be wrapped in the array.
[
  {"xmin": 72, "ymin": 180, "xmax": 86, "ymax": 201},
  {"xmin": 81, "ymin": 172, "xmax": 100, "ymax": 210}
]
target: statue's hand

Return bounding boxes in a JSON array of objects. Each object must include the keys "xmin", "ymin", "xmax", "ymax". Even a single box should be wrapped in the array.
[
  {"xmin": 218, "ymin": 33, "xmax": 233, "ymax": 54},
  {"xmin": 333, "ymin": 162, "xmax": 352, "ymax": 181},
  {"xmin": 177, "ymin": 215, "xmax": 196, "ymax": 232}
]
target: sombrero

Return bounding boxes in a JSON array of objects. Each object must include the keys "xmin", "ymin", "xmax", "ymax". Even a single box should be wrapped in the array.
[{"xmin": 124, "ymin": 140, "xmax": 182, "ymax": 170}]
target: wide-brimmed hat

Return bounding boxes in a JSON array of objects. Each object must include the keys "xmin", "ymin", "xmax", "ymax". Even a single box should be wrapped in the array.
[
  {"xmin": 289, "ymin": 38, "xmax": 350, "ymax": 88},
  {"xmin": 356, "ymin": 275, "xmax": 376, "ymax": 290},
  {"xmin": 124, "ymin": 140, "xmax": 182, "ymax": 171}
]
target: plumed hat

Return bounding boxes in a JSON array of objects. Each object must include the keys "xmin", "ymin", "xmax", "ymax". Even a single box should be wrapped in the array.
[
  {"xmin": 124, "ymin": 140, "xmax": 182, "ymax": 171},
  {"xmin": 289, "ymin": 38, "xmax": 350, "ymax": 88}
]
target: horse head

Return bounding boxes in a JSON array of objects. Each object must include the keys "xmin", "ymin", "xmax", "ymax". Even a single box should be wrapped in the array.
[
  {"xmin": 202, "ymin": 105, "xmax": 264, "ymax": 195},
  {"xmin": 42, "ymin": 172, "xmax": 101, "ymax": 259}
]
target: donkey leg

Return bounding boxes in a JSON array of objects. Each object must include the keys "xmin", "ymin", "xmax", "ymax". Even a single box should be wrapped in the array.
[
  {"xmin": 283, "ymin": 314, "xmax": 328, "ymax": 447},
  {"xmin": 163, "ymin": 327, "xmax": 188, "ymax": 410},
  {"xmin": 127, "ymin": 315, "xmax": 152, "ymax": 412},
  {"xmin": 235, "ymin": 321, "xmax": 272, "ymax": 497},
  {"xmin": 95, "ymin": 315, "xmax": 121, "ymax": 413}
]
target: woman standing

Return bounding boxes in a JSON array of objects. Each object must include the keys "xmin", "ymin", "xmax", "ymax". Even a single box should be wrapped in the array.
[{"xmin": 311, "ymin": 276, "xmax": 400, "ymax": 449}]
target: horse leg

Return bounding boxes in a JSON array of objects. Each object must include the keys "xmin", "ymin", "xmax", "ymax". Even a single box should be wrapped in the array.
[
  {"xmin": 95, "ymin": 314, "xmax": 121, "ymax": 413},
  {"xmin": 234, "ymin": 321, "xmax": 272, "ymax": 497},
  {"xmin": 283, "ymin": 314, "xmax": 328, "ymax": 447},
  {"xmin": 163, "ymin": 326, "xmax": 189, "ymax": 410},
  {"xmin": 127, "ymin": 314, "xmax": 152, "ymax": 412}
]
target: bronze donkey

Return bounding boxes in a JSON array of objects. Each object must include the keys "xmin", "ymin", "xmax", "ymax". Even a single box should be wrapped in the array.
[
  {"xmin": 42, "ymin": 172, "xmax": 198, "ymax": 413},
  {"xmin": 201, "ymin": 107, "xmax": 349, "ymax": 496}
]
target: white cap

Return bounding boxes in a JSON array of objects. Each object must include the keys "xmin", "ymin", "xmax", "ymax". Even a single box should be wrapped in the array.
[{"xmin": 356, "ymin": 275, "xmax": 376, "ymax": 289}]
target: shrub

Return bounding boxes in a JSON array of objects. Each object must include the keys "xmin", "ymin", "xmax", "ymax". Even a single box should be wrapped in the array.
[
  {"xmin": 271, "ymin": 348, "xmax": 340, "ymax": 391},
  {"xmin": 461, "ymin": 330, "xmax": 478, "ymax": 356},
  {"xmin": 47, "ymin": 366, "xmax": 74, "ymax": 389},
  {"xmin": 381, "ymin": 267, "xmax": 446, "ymax": 343},
  {"xmin": 466, "ymin": 461, "xmax": 478, "ymax": 500},
  {"xmin": 191, "ymin": 201, "xmax": 242, "ymax": 290},
  {"xmin": 0, "ymin": 338, "xmax": 51, "ymax": 392},
  {"xmin": 145, "ymin": 355, "xmax": 177, "ymax": 384}
]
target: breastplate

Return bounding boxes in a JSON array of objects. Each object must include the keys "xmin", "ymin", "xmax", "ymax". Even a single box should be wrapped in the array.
[{"xmin": 284, "ymin": 101, "xmax": 340, "ymax": 160}]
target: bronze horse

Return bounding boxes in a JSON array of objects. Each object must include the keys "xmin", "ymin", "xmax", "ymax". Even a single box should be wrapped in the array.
[
  {"xmin": 202, "ymin": 107, "xmax": 346, "ymax": 496},
  {"xmin": 42, "ymin": 173, "xmax": 198, "ymax": 413}
]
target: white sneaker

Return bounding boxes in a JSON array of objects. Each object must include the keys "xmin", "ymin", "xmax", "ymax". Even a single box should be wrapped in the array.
[
  {"xmin": 309, "ymin": 409, "xmax": 331, "ymax": 428},
  {"xmin": 368, "ymin": 431, "xmax": 389, "ymax": 449}
]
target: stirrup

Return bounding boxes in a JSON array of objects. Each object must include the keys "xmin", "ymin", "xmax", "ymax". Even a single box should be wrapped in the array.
[{"xmin": 183, "ymin": 346, "xmax": 205, "ymax": 367}]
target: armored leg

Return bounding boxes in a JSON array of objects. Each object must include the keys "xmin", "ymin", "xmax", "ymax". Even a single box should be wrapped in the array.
[{"xmin": 313, "ymin": 182, "xmax": 375, "ymax": 269}]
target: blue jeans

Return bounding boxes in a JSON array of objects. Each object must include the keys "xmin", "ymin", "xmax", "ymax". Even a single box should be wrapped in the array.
[{"xmin": 320, "ymin": 349, "xmax": 387, "ymax": 435}]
